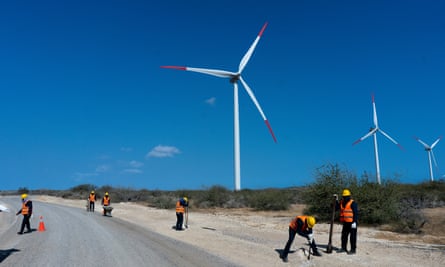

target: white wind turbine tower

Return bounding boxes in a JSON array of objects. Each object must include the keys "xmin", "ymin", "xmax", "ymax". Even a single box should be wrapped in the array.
[
  {"xmin": 161, "ymin": 22, "xmax": 277, "ymax": 191},
  {"xmin": 415, "ymin": 136, "xmax": 441, "ymax": 182},
  {"xmin": 353, "ymin": 95, "xmax": 403, "ymax": 184}
]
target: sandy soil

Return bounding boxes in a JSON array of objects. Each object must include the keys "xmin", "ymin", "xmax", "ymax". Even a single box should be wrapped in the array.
[{"xmin": 35, "ymin": 196, "xmax": 445, "ymax": 266}]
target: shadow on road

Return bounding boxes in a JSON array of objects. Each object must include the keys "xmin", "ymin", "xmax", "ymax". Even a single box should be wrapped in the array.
[{"xmin": 0, "ymin": 248, "xmax": 20, "ymax": 263}]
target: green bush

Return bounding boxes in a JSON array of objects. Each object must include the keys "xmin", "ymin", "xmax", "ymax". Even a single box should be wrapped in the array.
[
  {"xmin": 193, "ymin": 185, "xmax": 231, "ymax": 208},
  {"xmin": 302, "ymin": 163, "xmax": 357, "ymax": 221},
  {"xmin": 247, "ymin": 189, "xmax": 291, "ymax": 211},
  {"xmin": 302, "ymin": 164, "xmax": 413, "ymax": 227}
]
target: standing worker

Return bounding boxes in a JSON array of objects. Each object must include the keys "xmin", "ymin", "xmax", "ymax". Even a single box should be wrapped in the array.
[
  {"xmin": 335, "ymin": 189, "xmax": 358, "ymax": 255},
  {"xmin": 88, "ymin": 191, "xmax": 96, "ymax": 212},
  {"xmin": 280, "ymin": 215, "xmax": 321, "ymax": 262},
  {"xmin": 102, "ymin": 192, "xmax": 111, "ymax": 216},
  {"xmin": 16, "ymin": 194, "xmax": 33, "ymax": 234},
  {"xmin": 175, "ymin": 197, "xmax": 188, "ymax": 231}
]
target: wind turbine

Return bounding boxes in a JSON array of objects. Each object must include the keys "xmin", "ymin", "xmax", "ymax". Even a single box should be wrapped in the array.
[
  {"xmin": 415, "ymin": 136, "xmax": 441, "ymax": 182},
  {"xmin": 353, "ymin": 94, "xmax": 402, "ymax": 184},
  {"xmin": 161, "ymin": 22, "xmax": 277, "ymax": 191}
]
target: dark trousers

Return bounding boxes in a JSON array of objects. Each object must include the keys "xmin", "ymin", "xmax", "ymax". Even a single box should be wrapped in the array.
[
  {"xmin": 89, "ymin": 201, "xmax": 95, "ymax": 212},
  {"xmin": 282, "ymin": 227, "xmax": 318, "ymax": 259},
  {"xmin": 341, "ymin": 222, "xmax": 357, "ymax": 251},
  {"xmin": 282, "ymin": 227, "xmax": 297, "ymax": 258},
  {"xmin": 176, "ymin": 212, "xmax": 184, "ymax": 230},
  {"xmin": 20, "ymin": 214, "xmax": 32, "ymax": 233}
]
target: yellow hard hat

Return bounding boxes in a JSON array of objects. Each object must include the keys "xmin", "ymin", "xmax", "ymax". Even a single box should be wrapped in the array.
[
  {"xmin": 21, "ymin": 193, "xmax": 28, "ymax": 199},
  {"xmin": 183, "ymin": 197, "xmax": 188, "ymax": 202},
  {"xmin": 91, "ymin": 191, "xmax": 95, "ymax": 194},
  {"xmin": 307, "ymin": 216, "xmax": 316, "ymax": 228},
  {"xmin": 342, "ymin": 189, "xmax": 351, "ymax": 197},
  {"xmin": 105, "ymin": 192, "xmax": 109, "ymax": 196}
]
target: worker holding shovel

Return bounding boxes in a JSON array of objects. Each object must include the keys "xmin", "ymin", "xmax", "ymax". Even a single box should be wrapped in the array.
[
  {"xmin": 175, "ymin": 197, "xmax": 188, "ymax": 231},
  {"xmin": 335, "ymin": 189, "xmax": 358, "ymax": 255}
]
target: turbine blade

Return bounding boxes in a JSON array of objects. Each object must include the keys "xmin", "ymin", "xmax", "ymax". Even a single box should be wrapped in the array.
[
  {"xmin": 415, "ymin": 136, "xmax": 430, "ymax": 149},
  {"xmin": 161, "ymin": 66, "xmax": 236, "ymax": 78},
  {"xmin": 238, "ymin": 22, "xmax": 268, "ymax": 73},
  {"xmin": 431, "ymin": 136, "xmax": 442, "ymax": 149},
  {"xmin": 372, "ymin": 94, "xmax": 378, "ymax": 127},
  {"xmin": 353, "ymin": 128, "xmax": 377, "ymax": 145},
  {"xmin": 239, "ymin": 76, "xmax": 277, "ymax": 143},
  {"xmin": 431, "ymin": 150, "xmax": 439, "ymax": 168},
  {"xmin": 380, "ymin": 129, "xmax": 403, "ymax": 150}
]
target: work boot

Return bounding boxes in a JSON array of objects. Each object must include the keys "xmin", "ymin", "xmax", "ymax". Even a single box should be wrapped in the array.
[
  {"xmin": 279, "ymin": 253, "xmax": 288, "ymax": 262},
  {"xmin": 347, "ymin": 249, "xmax": 356, "ymax": 255},
  {"xmin": 337, "ymin": 248, "xmax": 347, "ymax": 253},
  {"xmin": 313, "ymin": 250, "xmax": 322, "ymax": 257}
]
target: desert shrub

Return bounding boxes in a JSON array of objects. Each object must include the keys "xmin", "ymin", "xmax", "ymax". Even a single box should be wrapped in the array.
[
  {"xmin": 70, "ymin": 184, "xmax": 96, "ymax": 193},
  {"xmin": 400, "ymin": 180, "xmax": 445, "ymax": 208},
  {"xmin": 302, "ymin": 163, "xmax": 358, "ymax": 221},
  {"xmin": 302, "ymin": 163, "xmax": 410, "ymax": 227},
  {"xmin": 152, "ymin": 195, "xmax": 176, "ymax": 209},
  {"xmin": 354, "ymin": 178, "xmax": 401, "ymax": 225},
  {"xmin": 17, "ymin": 187, "xmax": 30, "ymax": 195},
  {"xmin": 247, "ymin": 189, "xmax": 291, "ymax": 211},
  {"xmin": 194, "ymin": 185, "xmax": 231, "ymax": 208}
]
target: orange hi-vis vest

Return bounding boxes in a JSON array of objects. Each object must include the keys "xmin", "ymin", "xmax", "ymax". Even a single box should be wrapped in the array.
[
  {"xmin": 176, "ymin": 201, "xmax": 185, "ymax": 213},
  {"xmin": 289, "ymin": 215, "xmax": 308, "ymax": 231},
  {"xmin": 21, "ymin": 200, "xmax": 30, "ymax": 215},
  {"xmin": 89, "ymin": 194, "xmax": 95, "ymax": 202},
  {"xmin": 340, "ymin": 199, "xmax": 354, "ymax": 223},
  {"xmin": 103, "ymin": 196, "xmax": 110, "ymax": 206}
]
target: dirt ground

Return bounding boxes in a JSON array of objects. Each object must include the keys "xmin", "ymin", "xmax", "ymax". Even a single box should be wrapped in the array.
[{"xmin": 36, "ymin": 196, "xmax": 445, "ymax": 266}]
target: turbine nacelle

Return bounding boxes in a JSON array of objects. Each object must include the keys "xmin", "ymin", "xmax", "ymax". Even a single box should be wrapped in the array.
[{"xmin": 230, "ymin": 74, "xmax": 241, "ymax": 84}]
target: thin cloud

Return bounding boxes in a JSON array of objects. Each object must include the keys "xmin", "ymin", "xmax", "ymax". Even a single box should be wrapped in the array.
[
  {"xmin": 121, "ymin": 147, "xmax": 133, "ymax": 152},
  {"xmin": 73, "ymin": 172, "xmax": 98, "ymax": 182},
  {"xmin": 146, "ymin": 145, "xmax": 181, "ymax": 158},
  {"xmin": 129, "ymin": 160, "xmax": 144, "ymax": 168},
  {"xmin": 205, "ymin": 97, "xmax": 216, "ymax": 106},
  {"xmin": 123, "ymin": 169, "xmax": 143, "ymax": 174},
  {"xmin": 95, "ymin": 164, "xmax": 110, "ymax": 173}
]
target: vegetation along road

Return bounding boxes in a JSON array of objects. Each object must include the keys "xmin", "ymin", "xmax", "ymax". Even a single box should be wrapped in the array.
[{"xmin": 0, "ymin": 197, "xmax": 237, "ymax": 266}]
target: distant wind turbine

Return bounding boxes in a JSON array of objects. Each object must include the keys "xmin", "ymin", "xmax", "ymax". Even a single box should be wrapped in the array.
[
  {"xmin": 353, "ymin": 94, "xmax": 403, "ymax": 184},
  {"xmin": 415, "ymin": 136, "xmax": 441, "ymax": 182},
  {"xmin": 161, "ymin": 22, "xmax": 277, "ymax": 191}
]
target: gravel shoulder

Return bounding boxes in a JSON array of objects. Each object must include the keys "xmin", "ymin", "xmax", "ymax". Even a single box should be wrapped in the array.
[{"xmin": 8, "ymin": 196, "xmax": 444, "ymax": 267}]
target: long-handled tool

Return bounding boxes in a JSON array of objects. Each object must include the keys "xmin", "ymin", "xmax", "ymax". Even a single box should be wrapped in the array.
[
  {"xmin": 307, "ymin": 244, "xmax": 312, "ymax": 260},
  {"xmin": 326, "ymin": 195, "xmax": 337, "ymax": 253},
  {"xmin": 185, "ymin": 207, "xmax": 189, "ymax": 229}
]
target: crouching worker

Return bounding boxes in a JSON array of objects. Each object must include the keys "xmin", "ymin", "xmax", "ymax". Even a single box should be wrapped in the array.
[{"xmin": 280, "ymin": 215, "xmax": 321, "ymax": 262}]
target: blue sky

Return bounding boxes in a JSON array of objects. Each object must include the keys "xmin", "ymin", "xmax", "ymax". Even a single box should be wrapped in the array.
[{"xmin": 1, "ymin": 1, "xmax": 444, "ymax": 190}]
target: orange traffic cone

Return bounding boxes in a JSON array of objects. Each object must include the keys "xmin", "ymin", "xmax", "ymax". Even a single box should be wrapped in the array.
[{"xmin": 38, "ymin": 216, "xmax": 46, "ymax": 232}]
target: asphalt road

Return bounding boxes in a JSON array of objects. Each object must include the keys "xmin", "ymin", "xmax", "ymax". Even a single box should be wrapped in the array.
[{"xmin": 0, "ymin": 197, "xmax": 237, "ymax": 266}]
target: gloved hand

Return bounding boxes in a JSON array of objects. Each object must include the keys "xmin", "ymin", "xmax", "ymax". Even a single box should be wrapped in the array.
[
  {"xmin": 333, "ymin": 194, "xmax": 338, "ymax": 200},
  {"xmin": 351, "ymin": 222, "xmax": 357, "ymax": 229},
  {"xmin": 307, "ymin": 233, "xmax": 314, "ymax": 243}
]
